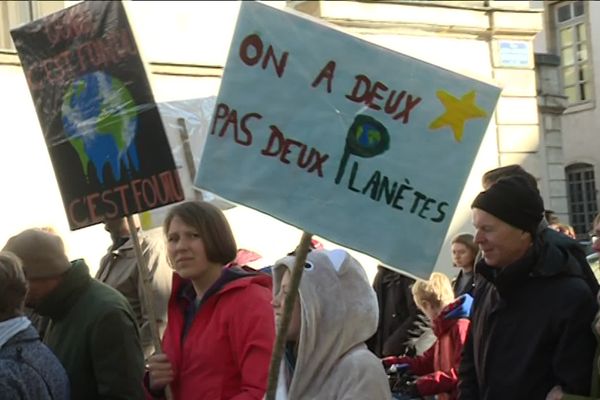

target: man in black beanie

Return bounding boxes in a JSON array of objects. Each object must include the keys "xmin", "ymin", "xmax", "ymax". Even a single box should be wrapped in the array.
[
  {"xmin": 458, "ymin": 176, "xmax": 597, "ymax": 400},
  {"xmin": 479, "ymin": 165, "xmax": 598, "ymax": 294}
]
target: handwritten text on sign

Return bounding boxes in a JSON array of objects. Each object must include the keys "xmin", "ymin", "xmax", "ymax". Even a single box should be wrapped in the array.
[
  {"xmin": 195, "ymin": 2, "xmax": 501, "ymax": 278},
  {"xmin": 12, "ymin": 1, "xmax": 181, "ymax": 230}
]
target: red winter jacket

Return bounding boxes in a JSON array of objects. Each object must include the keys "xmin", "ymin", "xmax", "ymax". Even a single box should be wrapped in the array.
[
  {"xmin": 149, "ymin": 268, "xmax": 275, "ymax": 400},
  {"xmin": 396, "ymin": 295, "xmax": 471, "ymax": 400}
]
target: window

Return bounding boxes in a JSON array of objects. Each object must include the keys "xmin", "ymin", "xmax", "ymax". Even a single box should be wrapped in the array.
[
  {"xmin": 553, "ymin": 1, "xmax": 592, "ymax": 104},
  {"xmin": 566, "ymin": 163, "xmax": 598, "ymax": 236},
  {"xmin": 0, "ymin": 1, "xmax": 65, "ymax": 50}
]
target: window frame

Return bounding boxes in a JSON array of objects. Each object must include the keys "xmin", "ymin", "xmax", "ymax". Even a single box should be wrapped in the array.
[
  {"xmin": 552, "ymin": 0, "xmax": 594, "ymax": 106},
  {"xmin": 566, "ymin": 162, "xmax": 599, "ymax": 237},
  {"xmin": 0, "ymin": 1, "xmax": 65, "ymax": 51}
]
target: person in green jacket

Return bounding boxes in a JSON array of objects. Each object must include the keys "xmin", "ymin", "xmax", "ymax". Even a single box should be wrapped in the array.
[{"xmin": 3, "ymin": 228, "xmax": 145, "ymax": 400}]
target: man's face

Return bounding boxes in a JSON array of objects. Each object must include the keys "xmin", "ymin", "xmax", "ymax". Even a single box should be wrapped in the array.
[
  {"xmin": 25, "ymin": 277, "xmax": 61, "ymax": 308},
  {"xmin": 592, "ymin": 220, "xmax": 600, "ymax": 255},
  {"xmin": 103, "ymin": 218, "xmax": 128, "ymax": 243},
  {"xmin": 472, "ymin": 208, "xmax": 532, "ymax": 268}
]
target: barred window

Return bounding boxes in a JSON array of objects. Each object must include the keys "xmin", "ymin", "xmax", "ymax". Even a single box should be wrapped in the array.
[
  {"xmin": 553, "ymin": 1, "xmax": 592, "ymax": 104},
  {"xmin": 566, "ymin": 163, "xmax": 598, "ymax": 236}
]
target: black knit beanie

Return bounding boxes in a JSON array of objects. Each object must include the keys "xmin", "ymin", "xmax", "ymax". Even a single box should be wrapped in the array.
[{"xmin": 471, "ymin": 175, "xmax": 544, "ymax": 235}]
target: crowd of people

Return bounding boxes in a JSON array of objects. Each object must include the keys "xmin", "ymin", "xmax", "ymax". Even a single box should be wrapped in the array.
[{"xmin": 1, "ymin": 163, "xmax": 600, "ymax": 400}]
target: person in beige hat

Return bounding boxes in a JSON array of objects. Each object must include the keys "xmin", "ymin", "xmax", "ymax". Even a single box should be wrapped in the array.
[
  {"xmin": 4, "ymin": 229, "xmax": 72, "ymax": 308},
  {"xmin": 3, "ymin": 228, "xmax": 145, "ymax": 399}
]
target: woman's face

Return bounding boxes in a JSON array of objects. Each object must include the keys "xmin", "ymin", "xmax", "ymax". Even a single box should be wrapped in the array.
[
  {"xmin": 166, "ymin": 215, "xmax": 217, "ymax": 280},
  {"xmin": 452, "ymin": 242, "xmax": 475, "ymax": 270},
  {"xmin": 272, "ymin": 269, "xmax": 301, "ymax": 342}
]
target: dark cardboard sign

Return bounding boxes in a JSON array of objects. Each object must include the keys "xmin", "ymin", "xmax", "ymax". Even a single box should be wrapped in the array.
[{"xmin": 11, "ymin": 1, "xmax": 183, "ymax": 230}]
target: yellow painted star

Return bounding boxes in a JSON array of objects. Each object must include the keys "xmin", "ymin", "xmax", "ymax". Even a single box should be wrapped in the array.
[{"xmin": 429, "ymin": 90, "xmax": 487, "ymax": 142}]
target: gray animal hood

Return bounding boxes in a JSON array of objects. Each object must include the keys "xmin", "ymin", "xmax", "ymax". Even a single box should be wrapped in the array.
[{"xmin": 273, "ymin": 249, "xmax": 389, "ymax": 399}]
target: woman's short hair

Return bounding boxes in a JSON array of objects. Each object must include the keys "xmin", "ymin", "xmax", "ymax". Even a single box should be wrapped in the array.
[
  {"xmin": 0, "ymin": 251, "xmax": 28, "ymax": 319},
  {"xmin": 411, "ymin": 272, "xmax": 455, "ymax": 309},
  {"xmin": 451, "ymin": 233, "xmax": 478, "ymax": 258},
  {"xmin": 163, "ymin": 201, "xmax": 237, "ymax": 265}
]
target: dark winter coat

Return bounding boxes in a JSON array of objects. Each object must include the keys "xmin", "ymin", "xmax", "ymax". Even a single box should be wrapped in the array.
[
  {"xmin": 458, "ymin": 229, "xmax": 598, "ymax": 400},
  {"xmin": 0, "ymin": 325, "xmax": 69, "ymax": 399},
  {"xmin": 36, "ymin": 259, "xmax": 145, "ymax": 400},
  {"xmin": 367, "ymin": 266, "xmax": 432, "ymax": 357},
  {"xmin": 452, "ymin": 269, "xmax": 475, "ymax": 297},
  {"xmin": 543, "ymin": 228, "xmax": 599, "ymax": 295},
  {"xmin": 96, "ymin": 235, "xmax": 171, "ymax": 358}
]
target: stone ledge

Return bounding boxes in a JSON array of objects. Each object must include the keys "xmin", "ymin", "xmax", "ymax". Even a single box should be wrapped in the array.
[
  {"xmin": 148, "ymin": 63, "xmax": 223, "ymax": 78},
  {"xmin": 534, "ymin": 53, "xmax": 560, "ymax": 66},
  {"xmin": 0, "ymin": 51, "xmax": 19, "ymax": 66},
  {"xmin": 0, "ymin": 52, "xmax": 224, "ymax": 78}
]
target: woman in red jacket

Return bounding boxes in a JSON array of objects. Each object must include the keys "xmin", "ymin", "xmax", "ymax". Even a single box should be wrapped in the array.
[
  {"xmin": 145, "ymin": 201, "xmax": 275, "ymax": 400},
  {"xmin": 383, "ymin": 273, "xmax": 471, "ymax": 400}
]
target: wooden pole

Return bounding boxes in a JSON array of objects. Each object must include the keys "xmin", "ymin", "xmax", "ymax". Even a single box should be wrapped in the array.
[
  {"xmin": 126, "ymin": 215, "xmax": 173, "ymax": 400},
  {"xmin": 176, "ymin": 117, "xmax": 200, "ymax": 190},
  {"xmin": 265, "ymin": 231, "xmax": 313, "ymax": 400}
]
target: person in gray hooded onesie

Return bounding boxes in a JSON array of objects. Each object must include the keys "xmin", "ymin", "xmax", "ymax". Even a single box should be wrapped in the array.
[{"xmin": 272, "ymin": 248, "xmax": 391, "ymax": 400}]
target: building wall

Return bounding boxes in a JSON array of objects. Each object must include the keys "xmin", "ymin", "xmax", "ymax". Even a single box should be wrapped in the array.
[
  {"xmin": 0, "ymin": 59, "xmax": 108, "ymax": 270},
  {"xmin": 535, "ymin": 1, "xmax": 600, "ymax": 234},
  {"xmin": 561, "ymin": 2, "xmax": 600, "ymax": 170},
  {"xmin": 535, "ymin": 54, "xmax": 569, "ymax": 221},
  {"xmin": 0, "ymin": 0, "xmax": 544, "ymax": 279},
  {"xmin": 561, "ymin": 2, "xmax": 600, "ymax": 235}
]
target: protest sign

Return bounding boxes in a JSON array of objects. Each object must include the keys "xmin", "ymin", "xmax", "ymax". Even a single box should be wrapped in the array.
[
  {"xmin": 11, "ymin": 1, "xmax": 182, "ymax": 230},
  {"xmin": 195, "ymin": 2, "xmax": 501, "ymax": 278},
  {"xmin": 138, "ymin": 97, "xmax": 233, "ymax": 230}
]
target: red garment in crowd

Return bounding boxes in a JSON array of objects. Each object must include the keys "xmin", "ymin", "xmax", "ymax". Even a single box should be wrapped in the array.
[
  {"xmin": 157, "ymin": 271, "xmax": 275, "ymax": 400},
  {"xmin": 395, "ymin": 298, "xmax": 471, "ymax": 400}
]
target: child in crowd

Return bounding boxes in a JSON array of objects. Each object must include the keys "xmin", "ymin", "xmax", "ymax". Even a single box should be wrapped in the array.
[
  {"xmin": 272, "ymin": 248, "xmax": 391, "ymax": 399},
  {"xmin": 383, "ymin": 273, "xmax": 472, "ymax": 400}
]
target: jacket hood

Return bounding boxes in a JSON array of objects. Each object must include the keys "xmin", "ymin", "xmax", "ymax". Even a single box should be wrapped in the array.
[
  {"xmin": 531, "ymin": 228, "xmax": 581, "ymax": 277},
  {"xmin": 272, "ymin": 249, "xmax": 378, "ymax": 398},
  {"xmin": 433, "ymin": 294, "xmax": 473, "ymax": 337}
]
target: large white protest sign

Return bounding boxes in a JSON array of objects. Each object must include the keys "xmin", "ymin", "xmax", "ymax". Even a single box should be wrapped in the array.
[{"xmin": 195, "ymin": 2, "xmax": 501, "ymax": 278}]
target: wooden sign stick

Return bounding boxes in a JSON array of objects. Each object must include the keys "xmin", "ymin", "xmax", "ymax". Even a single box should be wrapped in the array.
[
  {"xmin": 265, "ymin": 231, "xmax": 313, "ymax": 400},
  {"xmin": 127, "ymin": 215, "xmax": 173, "ymax": 400}
]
